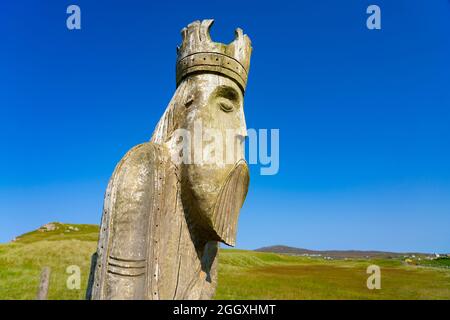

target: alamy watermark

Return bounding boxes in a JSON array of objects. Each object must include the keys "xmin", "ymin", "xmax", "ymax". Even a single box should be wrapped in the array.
[
  {"xmin": 66, "ymin": 5, "xmax": 81, "ymax": 30},
  {"xmin": 66, "ymin": 265, "xmax": 81, "ymax": 290},
  {"xmin": 168, "ymin": 120, "xmax": 279, "ymax": 176},
  {"xmin": 367, "ymin": 5, "xmax": 381, "ymax": 30},
  {"xmin": 366, "ymin": 264, "xmax": 381, "ymax": 290}
]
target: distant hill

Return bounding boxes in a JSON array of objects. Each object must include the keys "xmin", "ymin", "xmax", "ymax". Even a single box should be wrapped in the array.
[
  {"xmin": 13, "ymin": 222, "xmax": 99, "ymax": 244},
  {"xmin": 255, "ymin": 245, "xmax": 433, "ymax": 259}
]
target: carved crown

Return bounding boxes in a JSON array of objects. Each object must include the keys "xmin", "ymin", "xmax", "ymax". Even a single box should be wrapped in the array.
[{"xmin": 176, "ymin": 19, "xmax": 252, "ymax": 93}]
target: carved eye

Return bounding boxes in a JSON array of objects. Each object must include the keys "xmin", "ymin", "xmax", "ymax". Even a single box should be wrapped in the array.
[
  {"xmin": 210, "ymin": 86, "xmax": 240, "ymax": 113},
  {"xmin": 185, "ymin": 98, "xmax": 194, "ymax": 108},
  {"xmin": 219, "ymin": 100, "xmax": 234, "ymax": 113}
]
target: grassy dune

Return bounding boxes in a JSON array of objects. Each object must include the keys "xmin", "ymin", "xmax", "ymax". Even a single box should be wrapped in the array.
[{"xmin": 1, "ymin": 223, "xmax": 449, "ymax": 300}]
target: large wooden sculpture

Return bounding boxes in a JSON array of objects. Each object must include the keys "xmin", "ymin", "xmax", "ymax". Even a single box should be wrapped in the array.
[{"xmin": 86, "ymin": 19, "xmax": 252, "ymax": 300}]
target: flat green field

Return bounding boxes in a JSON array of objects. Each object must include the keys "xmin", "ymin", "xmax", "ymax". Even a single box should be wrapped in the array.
[{"xmin": 1, "ymin": 223, "xmax": 449, "ymax": 300}]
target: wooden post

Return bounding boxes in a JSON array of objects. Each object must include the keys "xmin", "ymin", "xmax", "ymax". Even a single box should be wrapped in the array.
[{"xmin": 36, "ymin": 266, "xmax": 51, "ymax": 300}]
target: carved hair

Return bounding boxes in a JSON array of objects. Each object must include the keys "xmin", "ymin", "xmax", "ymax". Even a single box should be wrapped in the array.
[{"xmin": 150, "ymin": 79, "xmax": 190, "ymax": 144}]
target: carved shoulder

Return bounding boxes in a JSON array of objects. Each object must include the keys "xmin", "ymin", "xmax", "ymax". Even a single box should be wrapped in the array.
[{"xmin": 89, "ymin": 142, "xmax": 170, "ymax": 300}]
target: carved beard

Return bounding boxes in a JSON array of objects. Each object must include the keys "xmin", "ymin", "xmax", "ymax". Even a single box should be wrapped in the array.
[
  {"xmin": 180, "ymin": 159, "xmax": 249, "ymax": 247},
  {"xmin": 210, "ymin": 159, "xmax": 249, "ymax": 246}
]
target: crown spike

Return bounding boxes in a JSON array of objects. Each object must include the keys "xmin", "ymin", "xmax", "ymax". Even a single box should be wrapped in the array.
[
  {"xmin": 187, "ymin": 20, "xmax": 201, "ymax": 28},
  {"xmin": 180, "ymin": 27, "xmax": 187, "ymax": 43},
  {"xmin": 234, "ymin": 28, "xmax": 244, "ymax": 41},
  {"xmin": 185, "ymin": 20, "xmax": 201, "ymax": 46},
  {"xmin": 199, "ymin": 19, "xmax": 214, "ymax": 42}
]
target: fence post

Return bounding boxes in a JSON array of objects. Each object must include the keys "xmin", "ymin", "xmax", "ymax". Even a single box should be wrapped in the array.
[{"xmin": 36, "ymin": 266, "xmax": 51, "ymax": 300}]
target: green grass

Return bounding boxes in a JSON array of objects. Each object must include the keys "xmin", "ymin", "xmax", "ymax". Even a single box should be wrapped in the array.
[
  {"xmin": 216, "ymin": 250, "xmax": 450, "ymax": 299},
  {"xmin": 1, "ymin": 224, "xmax": 449, "ymax": 300},
  {"xmin": 415, "ymin": 257, "xmax": 450, "ymax": 269},
  {"xmin": 0, "ymin": 240, "xmax": 96, "ymax": 299}
]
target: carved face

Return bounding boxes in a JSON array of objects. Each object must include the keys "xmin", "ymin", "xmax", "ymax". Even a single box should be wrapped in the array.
[{"xmin": 174, "ymin": 74, "xmax": 249, "ymax": 246}]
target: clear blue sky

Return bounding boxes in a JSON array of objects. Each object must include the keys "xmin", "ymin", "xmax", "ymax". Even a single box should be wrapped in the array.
[{"xmin": 1, "ymin": 1, "xmax": 449, "ymax": 252}]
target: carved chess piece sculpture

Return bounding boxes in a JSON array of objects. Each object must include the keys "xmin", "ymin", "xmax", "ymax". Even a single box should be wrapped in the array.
[{"xmin": 86, "ymin": 19, "xmax": 252, "ymax": 300}]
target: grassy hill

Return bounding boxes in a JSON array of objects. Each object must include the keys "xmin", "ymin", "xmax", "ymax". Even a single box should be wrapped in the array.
[
  {"xmin": 13, "ymin": 222, "xmax": 100, "ymax": 244},
  {"xmin": 1, "ymin": 223, "xmax": 449, "ymax": 300}
]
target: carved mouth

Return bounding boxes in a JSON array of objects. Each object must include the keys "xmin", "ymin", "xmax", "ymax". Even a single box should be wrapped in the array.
[{"xmin": 211, "ymin": 160, "xmax": 249, "ymax": 246}]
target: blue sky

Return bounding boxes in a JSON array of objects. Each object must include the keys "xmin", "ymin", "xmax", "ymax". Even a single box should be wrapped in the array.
[{"xmin": 1, "ymin": 1, "xmax": 449, "ymax": 252}]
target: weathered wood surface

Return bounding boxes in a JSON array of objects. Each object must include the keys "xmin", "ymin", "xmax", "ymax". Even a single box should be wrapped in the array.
[{"xmin": 88, "ymin": 19, "xmax": 252, "ymax": 300}]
